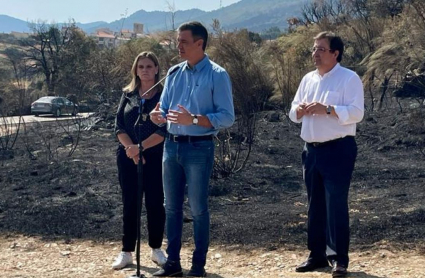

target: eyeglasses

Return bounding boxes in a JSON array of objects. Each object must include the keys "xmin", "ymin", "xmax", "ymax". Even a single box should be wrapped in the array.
[{"xmin": 311, "ymin": 47, "xmax": 332, "ymax": 53}]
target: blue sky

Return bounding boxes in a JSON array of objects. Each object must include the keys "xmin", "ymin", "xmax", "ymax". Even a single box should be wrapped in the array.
[{"xmin": 0, "ymin": 0, "xmax": 241, "ymax": 23}]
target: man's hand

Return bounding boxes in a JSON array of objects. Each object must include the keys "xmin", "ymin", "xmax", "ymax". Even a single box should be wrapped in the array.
[
  {"xmin": 166, "ymin": 104, "xmax": 193, "ymax": 125},
  {"xmin": 296, "ymin": 103, "xmax": 307, "ymax": 119},
  {"xmin": 305, "ymin": 102, "xmax": 327, "ymax": 115},
  {"xmin": 149, "ymin": 102, "xmax": 167, "ymax": 125}
]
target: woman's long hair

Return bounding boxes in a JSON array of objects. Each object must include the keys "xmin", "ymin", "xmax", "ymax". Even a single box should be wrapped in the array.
[{"xmin": 123, "ymin": 51, "xmax": 162, "ymax": 93}]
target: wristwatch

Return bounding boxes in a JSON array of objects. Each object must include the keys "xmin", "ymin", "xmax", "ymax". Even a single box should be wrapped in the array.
[
  {"xmin": 192, "ymin": 114, "xmax": 199, "ymax": 125},
  {"xmin": 326, "ymin": 105, "xmax": 332, "ymax": 115},
  {"xmin": 138, "ymin": 143, "xmax": 144, "ymax": 151}
]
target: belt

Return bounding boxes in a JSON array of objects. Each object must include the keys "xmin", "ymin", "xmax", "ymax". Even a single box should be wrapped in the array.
[
  {"xmin": 167, "ymin": 134, "xmax": 213, "ymax": 142},
  {"xmin": 307, "ymin": 136, "xmax": 353, "ymax": 147}
]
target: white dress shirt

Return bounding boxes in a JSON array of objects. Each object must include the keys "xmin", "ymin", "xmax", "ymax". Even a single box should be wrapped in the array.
[{"xmin": 289, "ymin": 63, "xmax": 364, "ymax": 143}]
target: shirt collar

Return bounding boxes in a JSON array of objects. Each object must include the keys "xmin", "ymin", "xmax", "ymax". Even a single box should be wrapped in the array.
[
  {"xmin": 182, "ymin": 54, "xmax": 209, "ymax": 72},
  {"xmin": 126, "ymin": 89, "xmax": 139, "ymax": 99},
  {"xmin": 314, "ymin": 63, "xmax": 340, "ymax": 78}
]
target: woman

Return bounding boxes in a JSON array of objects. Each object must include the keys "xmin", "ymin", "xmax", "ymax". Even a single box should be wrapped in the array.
[{"xmin": 113, "ymin": 51, "xmax": 167, "ymax": 270}]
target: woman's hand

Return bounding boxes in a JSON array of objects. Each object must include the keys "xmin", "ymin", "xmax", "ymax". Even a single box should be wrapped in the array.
[
  {"xmin": 125, "ymin": 144, "xmax": 139, "ymax": 159},
  {"xmin": 132, "ymin": 154, "xmax": 146, "ymax": 165}
]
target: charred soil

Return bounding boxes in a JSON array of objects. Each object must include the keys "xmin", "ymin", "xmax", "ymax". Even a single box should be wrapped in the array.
[{"xmin": 0, "ymin": 104, "xmax": 424, "ymax": 277}]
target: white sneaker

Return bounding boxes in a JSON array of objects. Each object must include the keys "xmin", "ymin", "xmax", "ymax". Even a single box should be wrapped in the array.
[
  {"xmin": 151, "ymin": 248, "xmax": 167, "ymax": 266},
  {"xmin": 112, "ymin": 251, "xmax": 133, "ymax": 269}
]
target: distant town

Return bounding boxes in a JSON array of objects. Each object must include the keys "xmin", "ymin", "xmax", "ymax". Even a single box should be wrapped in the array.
[{"xmin": 9, "ymin": 22, "xmax": 147, "ymax": 48}]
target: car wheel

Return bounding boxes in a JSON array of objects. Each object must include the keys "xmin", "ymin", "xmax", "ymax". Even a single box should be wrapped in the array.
[
  {"xmin": 55, "ymin": 108, "xmax": 61, "ymax": 117},
  {"xmin": 34, "ymin": 113, "xmax": 39, "ymax": 117}
]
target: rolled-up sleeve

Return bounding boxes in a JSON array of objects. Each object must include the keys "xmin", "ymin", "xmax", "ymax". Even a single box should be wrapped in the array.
[
  {"xmin": 206, "ymin": 70, "xmax": 235, "ymax": 129},
  {"xmin": 159, "ymin": 68, "xmax": 173, "ymax": 116},
  {"xmin": 114, "ymin": 93, "xmax": 127, "ymax": 136},
  {"xmin": 154, "ymin": 124, "xmax": 167, "ymax": 137},
  {"xmin": 289, "ymin": 76, "xmax": 306, "ymax": 123},
  {"xmin": 334, "ymin": 74, "xmax": 364, "ymax": 125}
]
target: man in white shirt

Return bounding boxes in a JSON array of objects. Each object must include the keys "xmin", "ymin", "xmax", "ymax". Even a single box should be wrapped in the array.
[{"xmin": 289, "ymin": 31, "xmax": 364, "ymax": 277}]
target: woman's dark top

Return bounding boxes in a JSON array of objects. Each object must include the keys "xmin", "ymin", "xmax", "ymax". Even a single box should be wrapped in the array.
[{"xmin": 114, "ymin": 88, "xmax": 166, "ymax": 154}]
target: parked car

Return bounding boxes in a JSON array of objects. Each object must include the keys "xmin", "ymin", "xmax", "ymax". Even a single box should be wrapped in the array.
[{"xmin": 31, "ymin": 96, "xmax": 78, "ymax": 117}]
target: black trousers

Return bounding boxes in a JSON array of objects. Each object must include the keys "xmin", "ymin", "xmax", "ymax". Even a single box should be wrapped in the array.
[
  {"xmin": 302, "ymin": 136, "xmax": 357, "ymax": 267},
  {"xmin": 117, "ymin": 147, "xmax": 165, "ymax": 251}
]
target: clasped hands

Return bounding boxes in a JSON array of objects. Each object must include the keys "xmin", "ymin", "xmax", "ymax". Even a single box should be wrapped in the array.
[
  {"xmin": 297, "ymin": 102, "xmax": 328, "ymax": 118},
  {"xmin": 125, "ymin": 145, "xmax": 146, "ymax": 165},
  {"xmin": 150, "ymin": 103, "xmax": 194, "ymax": 125}
]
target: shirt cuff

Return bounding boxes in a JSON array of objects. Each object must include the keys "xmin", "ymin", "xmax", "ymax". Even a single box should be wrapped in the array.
[
  {"xmin": 115, "ymin": 129, "xmax": 126, "ymax": 136},
  {"xmin": 155, "ymin": 129, "xmax": 166, "ymax": 137},
  {"xmin": 289, "ymin": 108, "xmax": 303, "ymax": 123},
  {"xmin": 334, "ymin": 105, "xmax": 349, "ymax": 125}
]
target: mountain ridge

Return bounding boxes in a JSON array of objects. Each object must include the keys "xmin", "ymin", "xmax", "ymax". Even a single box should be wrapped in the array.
[{"xmin": 0, "ymin": 0, "xmax": 302, "ymax": 34}]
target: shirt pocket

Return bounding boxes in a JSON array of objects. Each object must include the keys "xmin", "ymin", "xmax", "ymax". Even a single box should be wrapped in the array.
[
  {"xmin": 193, "ymin": 82, "xmax": 212, "ymax": 97},
  {"xmin": 323, "ymin": 90, "xmax": 340, "ymax": 105},
  {"xmin": 190, "ymin": 83, "xmax": 213, "ymax": 110}
]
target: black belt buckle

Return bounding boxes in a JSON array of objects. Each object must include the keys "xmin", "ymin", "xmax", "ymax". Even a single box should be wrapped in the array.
[
  {"xmin": 309, "ymin": 137, "xmax": 347, "ymax": 147},
  {"xmin": 168, "ymin": 134, "xmax": 212, "ymax": 143},
  {"xmin": 310, "ymin": 141, "xmax": 328, "ymax": 147},
  {"xmin": 169, "ymin": 134, "xmax": 186, "ymax": 142}
]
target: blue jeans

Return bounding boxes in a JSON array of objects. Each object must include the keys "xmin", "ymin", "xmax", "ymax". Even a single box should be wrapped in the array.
[{"xmin": 163, "ymin": 138, "xmax": 214, "ymax": 266}]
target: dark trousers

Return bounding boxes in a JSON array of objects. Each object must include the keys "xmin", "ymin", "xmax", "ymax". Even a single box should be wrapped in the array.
[
  {"xmin": 302, "ymin": 136, "xmax": 357, "ymax": 267},
  {"xmin": 117, "ymin": 147, "xmax": 165, "ymax": 251}
]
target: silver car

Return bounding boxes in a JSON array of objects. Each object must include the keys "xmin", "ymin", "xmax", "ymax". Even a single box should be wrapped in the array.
[{"xmin": 31, "ymin": 96, "xmax": 78, "ymax": 117}]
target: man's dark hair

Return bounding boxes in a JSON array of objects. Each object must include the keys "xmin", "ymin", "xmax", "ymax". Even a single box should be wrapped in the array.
[
  {"xmin": 314, "ymin": 31, "xmax": 344, "ymax": 62},
  {"xmin": 178, "ymin": 21, "xmax": 208, "ymax": 51}
]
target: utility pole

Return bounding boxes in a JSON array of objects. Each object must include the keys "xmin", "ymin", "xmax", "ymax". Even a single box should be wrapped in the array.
[
  {"xmin": 120, "ymin": 8, "xmax": 128, "ymax": 37},
  {"xmin": 220, "ymin": 0, "xmax": 222, "ymax": 9}
]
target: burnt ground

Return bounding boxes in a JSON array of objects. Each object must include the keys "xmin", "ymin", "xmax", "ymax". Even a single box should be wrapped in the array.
[{"xmin": 0, "ymin": 101, "xmax": 424, "ymax": 277}]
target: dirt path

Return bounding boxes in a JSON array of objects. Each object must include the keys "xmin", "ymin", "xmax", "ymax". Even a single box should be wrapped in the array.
[{"xmin": 1, "ymin": 236, "xmax": 424, "ymax": 278}]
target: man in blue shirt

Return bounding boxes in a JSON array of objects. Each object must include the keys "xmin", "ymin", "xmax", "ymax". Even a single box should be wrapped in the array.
[{"xmin": 150, "ymin": 21, "xmax": 235, "ymax": 277}]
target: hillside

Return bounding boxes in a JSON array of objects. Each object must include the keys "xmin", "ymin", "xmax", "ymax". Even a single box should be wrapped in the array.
[
  {"xmin": 0, "ymin": 0, "xmax": 302, "ymax": 34},
  {"xmin": 85, "ymin": 9, "xmax": 207, "ymax": 34},
  {"xmin": 0, "ymin": 15, "xmax": 31, "ymax": 33},
  {"xmin": 190, "ymin": 0, "xmax": 302, "ymax": 31}
]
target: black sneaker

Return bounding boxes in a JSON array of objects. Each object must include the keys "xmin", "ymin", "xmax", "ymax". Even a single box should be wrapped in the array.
[
  {"xmin": 153, "ymin": 260, "xmax": 183, "ymax": 277},
  {"xmin": 187, "ymin": 264, "xmax": 207, "ymax": 277}
]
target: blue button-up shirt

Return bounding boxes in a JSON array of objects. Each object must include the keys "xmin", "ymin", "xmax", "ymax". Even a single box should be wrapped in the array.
[{"xmin": 160, "ymin": 55, "xmax": 235, "ymax": 136}]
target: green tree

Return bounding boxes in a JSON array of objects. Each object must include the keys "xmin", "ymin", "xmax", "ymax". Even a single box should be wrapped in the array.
[
  {"xmin": 20, "ymin": 22, "xmax": 77, "ymax": 94},
  {"xmin": 55, "ymin": 28, "xmax": 97, "ymax": 102},
  {"xmin": 248, "ymin": 30, "xmax": 263, "ymax": 45},
  {"xmin": 261, "ymin": 26, "xmax": 282, "ymax": 40}
]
